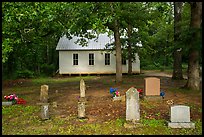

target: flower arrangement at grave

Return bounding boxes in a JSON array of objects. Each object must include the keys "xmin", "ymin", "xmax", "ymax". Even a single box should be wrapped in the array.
[
  {"xmin": 4, "ymin": 94, "xmax": 18, "ymax": 104},
  {"xmin": 137, "ymin": 88, "xmax": 143, "ymax": 98},
  {"xmin": 110, "ymin": 88, "xmax": 120, "ymax": 97},
  {"xmin": 4, "ymin": 94, "xmax": 26, "ymax": 104}
]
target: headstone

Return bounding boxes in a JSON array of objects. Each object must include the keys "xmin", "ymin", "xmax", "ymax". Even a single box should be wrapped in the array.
[
  {"xmin": 80, "ymin": 79, "xmax": 86, "ymax": 98},
  {"xmin": 144, "ymin": 77, "xmax": 161, "ymax": 99},
  {"xmin": 41, "ymin": 103, "xmax": 49, "ymax": 120},
  {"xmin": 78, "ymin": 101, "xmax": 86, "ymax": 118},
  {"xmin": 126, "ymin": 87, "xmax": 140, "ymax": 122},
  {"xmin": 168, "ymin": 105, "xmax": 195, "ymax": 128},
  {"xmin": 40, "ymin": 85, "xmax": 49, "ymax": 103},
  {"xmin": 52, "ymin": 102, "xmax": 57, "ymax": 108},
  {"xmin": 39, "ymin": 85, "xmax": 49, "ymax": 120}
]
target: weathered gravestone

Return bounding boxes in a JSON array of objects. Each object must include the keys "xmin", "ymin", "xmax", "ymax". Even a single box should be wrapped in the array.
[
  {"xmin": 168, "ymin": 105, "xmax": 195, "ymax": 128},
  {"xmin": 124, "ymin": 87, "xmax": 141, "ymax": 128},
  {"xmin": 41, "ymin": 103, "xmax": 50, "ymax": 120},
  {"xmin": 144, "ymin": 77, "xmax": 161, "ymax": 99},
  {"xmin": 40, "ymin": 85, "xmax": 49, "ymax": 103},
  {"xmin": 78, "ymin": 101, "xmax": 86, "ymax": 118},
  {"xmin": 38, "ymin": 85, "xmax": 50, "ymax": 120},
  {"xmin": 126, "ymin": 87, "xmax": 140, "ymax": 121},
  {"xmin": 78, "ymin": 79, "xmax": 86, "ymax": 118},
  {"xmin": 52, "ymin": 102, "xmax": 57, "ymax": 108},
  {"xmin": 80, "ymin": 79, "xmax": 86, "ymax": 98}
]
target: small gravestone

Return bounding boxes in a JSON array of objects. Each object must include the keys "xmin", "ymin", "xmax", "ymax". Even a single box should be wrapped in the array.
[
  {"xmin": 40, "ymin": 85, "xmax": 49, "ymax": 103},
  {"xmin": 126, "ymin": 87, "xmax": 140, "ymax": 122},
  {"xmin": 80, "ymin": 79, "xmax": 86, "ymax": 98},
  {"xmin": 168, "ymin": 105, "xmax": 195, "ymax": 128},
  {"xmin": 78, "ymin": 101, "xmax": 86, "ymax": 118},
  {"xmin": 41, "ymin": 103, "xmax": 49, "ymax": 120},
  {"xmin": 37, "ymin": 102, "xmax": 50, "ymax": 120},
  {"xmin": 52, "ymin": 102, "xmax": 57, "ymax": 108},
  {"xmin": 2, "ymin": 102, "xmax": 13, "ymax": 106},
  {"xmin": 144, "ymin": 77, "xmax": 161, "ymax": 100}
]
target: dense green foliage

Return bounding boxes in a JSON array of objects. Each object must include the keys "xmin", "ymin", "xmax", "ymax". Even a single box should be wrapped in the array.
[
  {"xmin": 2, "ymin": 2, "xmax": 67, "ymax": 79},
  {"xmin": 2, "ymin": 2, "xmax": 202, "ymax": 79}
]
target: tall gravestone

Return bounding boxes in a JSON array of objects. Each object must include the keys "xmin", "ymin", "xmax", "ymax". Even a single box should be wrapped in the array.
[
  {"xmin": 80, "ymin": 79, "xmax": 86, "ymax": 98},
  {"xmin": 78, "ymin": 79, "xmax": 86, "ymax": 118},
  {"xmin": 144, "ymin": 77, "xmax": 161, "ymax": 99},
  {"xmin": 126, "ymin": 87, "xmax": 140, "ymax": 122},
  {"xmin": 168, "ymin": 105, "xmax": 195, "ymax": 128},
  {"xmin": 38, "ymin": 85, "xmax": 50, "ymax": 120}
]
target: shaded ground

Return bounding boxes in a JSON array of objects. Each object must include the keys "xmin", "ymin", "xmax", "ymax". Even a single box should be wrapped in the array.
[{"xmin": 2, "ymin": 70, "xmax": 202, "ymax": 126}]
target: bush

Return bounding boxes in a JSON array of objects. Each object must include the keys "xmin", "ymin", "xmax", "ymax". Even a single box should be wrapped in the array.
[
  {"xmin": 16, "ymin": 70, "xmax": 34, "ymax": 78},
  {"xmin": 141, "ymin": 64, "xmax": 159, "ymax": 70},
  {"xmin": 40, "ymin": 64, "xmax": 55, "ymax": 76}
]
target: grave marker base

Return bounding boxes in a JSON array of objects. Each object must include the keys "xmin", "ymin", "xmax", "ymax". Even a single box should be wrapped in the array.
[
  {"xmin": 168, "ymin": 122, "xmax": 195, "ymax": 128},
  {"xmin": 124, "ymin": 121, "xmax": 142, "ymax": 129},
  {"xmin": 144, "ymin": 96, "xmax": 162, "ymax": 100},
  {"xmin": 113, "ymin": 96, "xmax": 122, "ymax": 101}
]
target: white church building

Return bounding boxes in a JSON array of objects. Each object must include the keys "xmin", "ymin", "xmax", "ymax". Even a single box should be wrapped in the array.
[{"xmin": 56, "ymin": 33, "xmax": 140, "ymax": 75}]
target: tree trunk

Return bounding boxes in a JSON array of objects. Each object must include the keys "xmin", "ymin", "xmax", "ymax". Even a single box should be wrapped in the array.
[
  {"xmin": 127, "ymin": 23, "xmax": 133, "ymax": 75},
  {"xmin": 185, "ymin": 2, "xmax": 202, "ymax": 90},
  {"xmin": 172, "ymin": 2, "xmax": 184, "ymax": 80},
  {"xmin": 47, "ymin": 45, "xmax": 49, "ymax": 64},
  {"xmin": 114, "ymin": 19, "xmax": 122, "ymax": 83}
]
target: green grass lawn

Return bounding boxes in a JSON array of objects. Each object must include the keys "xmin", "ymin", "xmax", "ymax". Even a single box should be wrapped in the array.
[{"xmin": 2, "ymin": 104, "xmax": 202, "ymax": 135}]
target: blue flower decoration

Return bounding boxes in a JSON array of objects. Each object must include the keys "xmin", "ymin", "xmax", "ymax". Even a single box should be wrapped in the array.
[
  {"xmin": 160, "ymin": 91, "xmax": 165, "ymax": 97},
  {"xmin": 110, "ymin": 88, "xmax": 117, "ymax": 94}
]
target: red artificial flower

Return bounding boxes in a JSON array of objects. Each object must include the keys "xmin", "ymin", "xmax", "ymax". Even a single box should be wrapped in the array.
[
  {"xmin": 17, "ymin": 98, "xmax": 26, "ymax": 104},
  {"xmin": 137, "ymin": 89, "xmax": 143, "ymax": 93}
]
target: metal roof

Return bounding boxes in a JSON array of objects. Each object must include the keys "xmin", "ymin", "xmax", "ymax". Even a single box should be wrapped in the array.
[{"xmin": 56, "ymin": 33, "xmax": 115, "ymax": 51}]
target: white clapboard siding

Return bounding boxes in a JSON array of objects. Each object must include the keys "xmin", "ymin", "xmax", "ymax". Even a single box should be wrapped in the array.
[{"xmin": 56, "ymin": 32, "xmax": 140, "ymax": 74}]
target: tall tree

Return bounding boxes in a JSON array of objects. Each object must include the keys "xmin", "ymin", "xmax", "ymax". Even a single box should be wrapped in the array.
[
  {"xmin": 185, "ymin": 2, "xmax": 202, "ymax": 90},
  {"xmin": 139, "ymin": 2, "xmax": 174, "ymax": 70},
  {"xmin": 119, "ymin": 2, "xmax": 150, "ymax": 75},
  {"xmin": 172, "ymin": 2, "xmax": 184, "ymax": 80},
  {"xmin": 2, "ymin": 2, "xmax": 69, "ymax": 78},
  {"xmin": 102, "ymin": 3, "xmax": 123, "ymax": 83},
  {"xmin": 69, "ymin": 2, "xmax": 124, "ymax": 83}
]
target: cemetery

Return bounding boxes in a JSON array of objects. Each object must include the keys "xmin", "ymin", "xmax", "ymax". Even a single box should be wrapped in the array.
[
  {"xmin": 2, "ymin": 1, "xmax": 202, "ymax": 135},
  {"xmin": 2, "ymin": 71, "xmax": 202, "ymax": 135}
]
